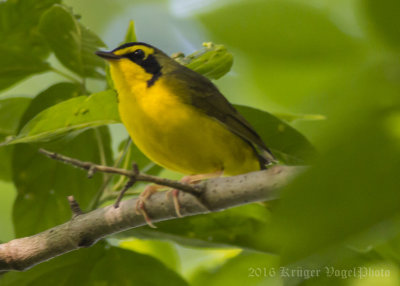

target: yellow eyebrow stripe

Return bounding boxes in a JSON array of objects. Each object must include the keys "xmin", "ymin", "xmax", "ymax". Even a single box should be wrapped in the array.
[{"xmin": 113, "ymin": 45, "xmax": 154, "ymax": 60}]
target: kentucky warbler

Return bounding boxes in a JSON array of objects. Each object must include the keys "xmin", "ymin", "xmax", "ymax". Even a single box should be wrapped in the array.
[{"xmin": 96, "ymin": 42, "xmax": 275, "ymax": 177}]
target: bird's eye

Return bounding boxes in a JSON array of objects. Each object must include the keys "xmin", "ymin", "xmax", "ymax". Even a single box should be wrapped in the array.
[
  {"xmin": 125, "ymin": 49, "xmax": 146, "ymax": 63},
  {"xmin": 133, "ymin": 49, "xmax": 145, "ymax": 59}
]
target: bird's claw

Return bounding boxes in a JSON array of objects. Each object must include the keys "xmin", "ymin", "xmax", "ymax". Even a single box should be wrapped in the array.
[
  {"xmin": 135, "ymin": 185, "xmax": 160, "ymax": 228},
  {"xmin": 166, "ymin": 189, "xmax": 182, "ymax": 217}
]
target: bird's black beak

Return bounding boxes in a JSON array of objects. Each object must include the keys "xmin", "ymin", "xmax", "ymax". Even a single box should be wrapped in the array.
[{"xmin": 95, "ymin": 51, "xmax": 121, "ymax": 60}]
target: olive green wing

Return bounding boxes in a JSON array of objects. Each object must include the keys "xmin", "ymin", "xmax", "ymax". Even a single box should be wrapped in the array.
[{"xmin": 167, "ymin": 67, "xmax": 276, "ymax": 163}]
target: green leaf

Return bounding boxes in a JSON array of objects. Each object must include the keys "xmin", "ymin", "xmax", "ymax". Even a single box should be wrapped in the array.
[
  {"xmin": 190, "ymin": 252, "xmax": 280, "ymax": 286},
  {"xmin": 117, "ymin": 204, "xmax": 276, "ymax": 253},
  {"xmin": 0, "ymin": 181, "xmax": 15, "ymax": 242},
  {"xmin": 197, "ymin": 1, "xmax": 365, "ymax": 113},
  {"xmin": 0, "ymin": 98, "xmax": 31, "ymax": 135},
  {"xmin": 198, "ymin": 1, "xmax": 361, "ymax": 63},
  {"xmin": 0, "ymin": 0, "xmax": 60, "ymax": 52},
  {"xmin": 269, "ymin": 63, "xmax": 400, "ymax": 264},
  {"xmin": 10, "ymin": 84, "xmax": 113, "ymax": 237},
  {"xmin": 0, "ymin": 136, "xmax": 14, "ymax": 182},
  {"xmin": 0, "ymin": 48, "xmax": 50, "ymax": 92},
  {"xmin": 0, "ymin": 0, "xmax": 59, "ymax": 91},
  {"xmin": 364, "ymin": 0, "xmax": 400, "ymax": 50},
  {"xmin": 124, "ymin": 20, "xmax": 137, "ymax": 43},
  {"xmin": 10, "ymin": 83, "xmax": 111, "ymax": 235},
  {"xmin": 39, "ymin": 5, "xmax": 106, "ymax": 78},
  {"xmin": 12, "ymin": 127, "xmax": 112, "ymax": 237},
  {"xmin": 1, "ymin": 242, "xmax": 188, "ymax": 286},
  {"xmin": 6, "ymin": 90, "xmax": 119, "ymax": 145},
  {"xmin": 18, "ymin": 82, "xmax": 82, "ymax": 132},
  {"xmin": 273, "ymin": 112, "xmax": 326, "ymax": 123},
  {"xmin": 118, "ymin": 238, "xmax": 180, "ymax": 271},
  {"xmin": 235, "ymin": 105, "xmax": 316, "ymax": 164},
  {"xmin": 173, "ymin": 42, "xmax": 233, "ymax": 80},
  {"xmin": 0, "ymin": 97, "xmax": 31, "ymax": 182}
]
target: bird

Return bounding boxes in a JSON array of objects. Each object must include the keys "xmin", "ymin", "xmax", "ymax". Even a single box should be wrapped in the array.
[{"xmin": 96, "ymin": 42, "xmax": 275, "ymax": 223}]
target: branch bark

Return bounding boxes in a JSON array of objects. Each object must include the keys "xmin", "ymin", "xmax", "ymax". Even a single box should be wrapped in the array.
[{"xmin": 0, "ymin": 165, "xmax": 303, "ymax": 272}]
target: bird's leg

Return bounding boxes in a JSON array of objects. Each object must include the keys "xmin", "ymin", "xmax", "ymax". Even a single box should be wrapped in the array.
[
  {"xmin": 135, "ymin": 184, "xmax": 166, "ymax": 228},
  {"xmin": 136, "ymin": 171, "xmax": 222, "ymax": 227},
  {"xmin": 167, "ymin": 170, "xmax": 223, "ymax": 217}
]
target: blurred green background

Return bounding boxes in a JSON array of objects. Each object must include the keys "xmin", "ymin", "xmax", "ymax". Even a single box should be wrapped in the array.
[{"xmin": 1, "ymin": 0, "xmax": 400, "ymax": 285}]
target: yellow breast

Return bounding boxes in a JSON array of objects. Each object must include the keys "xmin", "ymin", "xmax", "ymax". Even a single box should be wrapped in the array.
[{"xmin": 111, "ymin": 62, "xmax": 260, "ymax": 175}]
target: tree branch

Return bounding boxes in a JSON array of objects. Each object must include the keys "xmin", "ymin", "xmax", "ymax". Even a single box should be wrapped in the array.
[
  {"xmin": 38, "ymin": 148, "xmax": 202, "ymax": 197},
  {"xmin": 0, "ymin": 158, "xmax": 303, "ymax": 271}
]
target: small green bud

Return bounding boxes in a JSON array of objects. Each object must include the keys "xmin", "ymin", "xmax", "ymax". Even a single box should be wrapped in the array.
[{"xmin": 174, "ymin": 42, "xmax": 233, "ymax": 79}]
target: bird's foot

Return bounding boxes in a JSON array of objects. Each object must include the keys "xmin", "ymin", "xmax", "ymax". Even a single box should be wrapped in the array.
[
  {"xmin": 167, "ymin": 171, "xmax": 223, "ymax": 217},
  {"xmin": 135, "ymin": 184, "xmax": 164, "ymax": 228}
]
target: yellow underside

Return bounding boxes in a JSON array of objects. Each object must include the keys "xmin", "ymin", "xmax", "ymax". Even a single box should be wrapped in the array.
[{"xmin": 111, "ymin": 62, "xmax": 260, "ymax": 175}]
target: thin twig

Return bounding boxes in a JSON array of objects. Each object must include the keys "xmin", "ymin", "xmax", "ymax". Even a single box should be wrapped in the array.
[
  {"xmin": 39, "ymin": 148, "xmax": 202, "ymax": 197},
  {"xmin": 114, "ymin": 163, "xmax": 139, "ymax": 208},
  {"xmin": 114, "ymin": 178, "xmax": 136, "ymax": 208},
  {"xmin": 112, "ymin": 139, "xmax": 133, "ymax": 191},
  {"xmin": 67, "ymin": 196, "xmax": 83, "ymax": 217},
  {"xmin": 89, "ymin": 137, "xmax": 132, "ymax": 210}
]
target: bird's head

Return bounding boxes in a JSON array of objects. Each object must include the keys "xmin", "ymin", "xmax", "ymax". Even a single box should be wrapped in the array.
[{"xmin": 96, "ymin": 42, "xmax": 174, "ymax": 88}]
